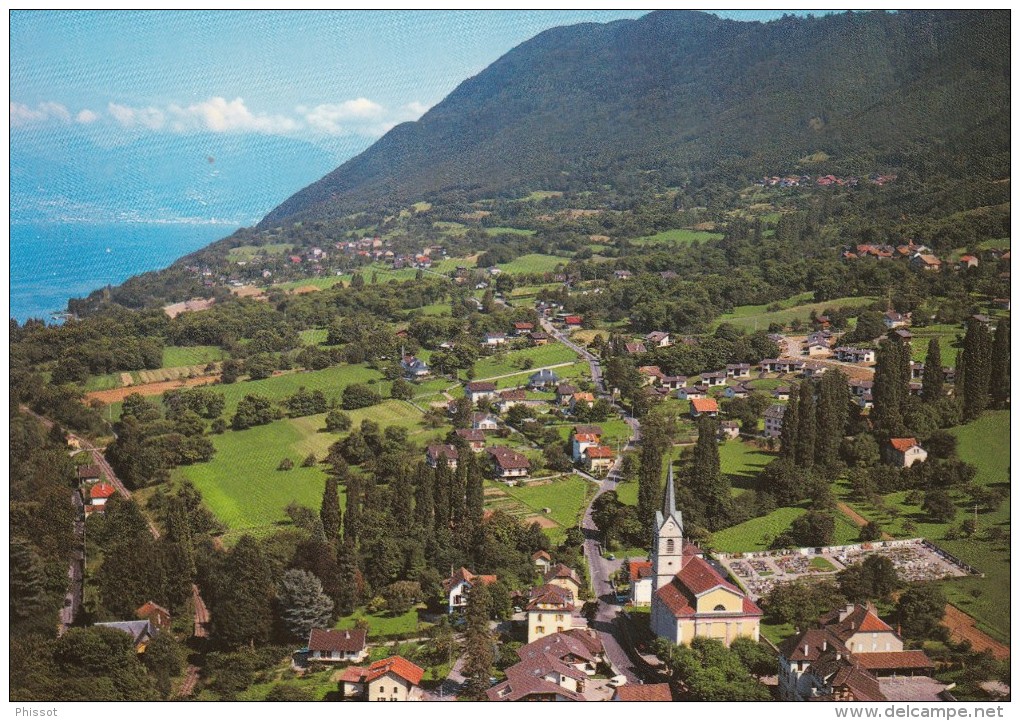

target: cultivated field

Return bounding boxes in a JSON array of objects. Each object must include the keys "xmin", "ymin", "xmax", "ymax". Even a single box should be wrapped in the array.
[
  {"xmin": 496, "ymin": 253, "xmax": 567, "ymax": 274},
  {"xmin": 713, "ymin": 294, "xmax": 877, "ymax": 331},
  {"xmin": 710, "ymin": 505, "xmax": 862, "ymax": 553},
  {"xmin": 162, "ymin": 345, "xmax": 225, "ymax": 368},
  {"xmin": 468, "ymin": 343, "xmax": 578, "ymax": 380},
  {"xmin": 630, "ymin": 228, "xmax": 724, "ymax": 246}
]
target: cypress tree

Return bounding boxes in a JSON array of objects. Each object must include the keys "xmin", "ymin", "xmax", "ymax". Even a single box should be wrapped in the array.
[
  {"xmin": 962, "ymin": 318, "xmax": 992, "ymax": 420},
  {"xmin": 334, "ymin": 538, "xmax": 360, "ymax": 615},
  {"xmin": 161, "ymin": 497, "xmax": 195, "ymax": 609},
  {"xmin": 388, "ymin": 467, "xmax": 413, "ymax": 531},
  {"xmin": 779, "ymin": 383, "xmax": 800, "ymax": 459},
  {"xmin": 10, "ymin": 537, "xmax": 47, "ymax": 624},
  {"xmin": 320, "ymin": 476, "xmax": 342, "ymax": 544},
  {"xmin": 465, "ymin": 458, "xmax": 485, "ymax": 529},
  {"xmin": 815, "ymin": 369, "xmax": 850, "ymax": 466},
  {"xmin": 989, "ymin": 318, "xmax": 1010, "ymax": 409},
  {"xmin": 343, "ymin": 473, "xmax": 362, "ymax": 545},
  {"xmin": 872, "ymin": 340, "xmax": 907, "ymax": 435},
  {"xmin": 450, "ymin": 458, "xmax": 467, "ymax": 525},
  {"xmin": 413, "ymin": 462, "xmax": 435, "ymax": 535},
  {"xmin": 921, "ymin": 338, "xmax": 944, "ymax": 403},
  {"xmin": 433, "ymin": 461, "xmax": 452, "ymax": 533},
  {"xmin": 795, "ymin": 381, "xmax": 816, "ymax": 468},
  {"xmin": 692, "ymin": 417, "xmax": 731, "ymax": 530},
  {"xmin": 212, "ymin": 535, "xmax": 273, "ymax": 649},
  {"xmin": 462, "ymin": 582, "xmax": 494, "ymax": 698},
  {"xmin": 637, "ymin": 413, "xmax": 668, "ymax": 530}
]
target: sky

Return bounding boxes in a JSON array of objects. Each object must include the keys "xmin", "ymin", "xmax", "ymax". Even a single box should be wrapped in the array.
[{"xmin": 11, "ymin": 10, "xmax": 833, "ymax": 152}]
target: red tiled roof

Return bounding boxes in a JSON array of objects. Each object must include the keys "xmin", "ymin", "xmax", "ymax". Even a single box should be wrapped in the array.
[
  {"xmin": 573, "ymin": 425, "xmax": 603, "ymax": 436},
  {"xmin": 564, "ymin": 316, "xmax": 582, "ymax": 324},
  {"xmin": 584, "ymin": 445, "xmax": 614, "ymax": 459},
  {"xmin": 628, "ymin": 560, "xmax": 653, "ymax": 582},
  {"xmin": 90, "ymin": 482, "xmax": 116, "ymax": 500},
  {"xmin": 574, "ymin": 433, "xmax": 599, "ymax": 443},
  {"xmin": 455, "ymin": 428, "xmax": 485, "ymax": 442},
  {"xmin": 690, "ymin": 398, "xmax": 719, "ymax": 413},
  {"xmin": 544, "ymin": 564, "xmax": 580, "ymax": 584},
  {"xmin": 339, "ymin": 655, "xmax": 424, "ymax": 686},
  {"xmin": 526, "ymin": 583, "xmax": 575, "ymax": 612},
  {"xmin": 514, "ymin": 322, "xmax": 534, "ymax": 330},
  {"xmin": 466, "ymin": 381, "xmax": 496, "ymax": 392},
  {"xmin": 819, "ymin": 604, "xmax": 894, "ymax": 641},
  {"xmin": 486, "ymin": 446, "xmax": 531, "ymax": 470},
  {"xmin": 532, "ymin": 550, "xmax": 551, "ymax": 562},
  {"xmin": 654, "ymin": 556, "xmax": 762, "ymax": 620},
  {"xmin": 308, "ymin": 627, "xmax": 367, "ymax": 653},
  {"xmin": 614, "ymin": 683, "xmax": 672, "ymax": 701},
  {"xmin": 889, "ymin": 438, "xmax": 919, "ymax": 453},
  {"xmin": 500, "ymin": 389, "xmax": 527, "ymax": 401},
  {"xmin": 442, "ymin": 567, "xmax": 497, "ymax": 593},
  {"xmin": 855, "ymin": 650, "xmax": 934, "ymax": 671},
  {"xmin": 427, "ymin": 444, "xmax": 459, "ymax": 463}
]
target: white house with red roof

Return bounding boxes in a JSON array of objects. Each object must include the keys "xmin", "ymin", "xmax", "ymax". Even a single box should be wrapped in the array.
[
  {"xmin": 886, "ymin": 438, "xmax": 928, "ymax": 468},
  {"xmin": 442, "ymin": 567, "xmax": 498, "ymax": 615},
  {"xmin": 650, "ymin": 467, "xmax": 762, "ymax": 647},
  {"xmin": 87, "ymin": 482, "xmax": 116, "ymax": 515},
  {"xmin": 338, "ymin": 656, "xmax": 424, "ymax": 701},
  {"xmin": 307, "ymin": 628, "xmax": 368, "ymax": 663}
]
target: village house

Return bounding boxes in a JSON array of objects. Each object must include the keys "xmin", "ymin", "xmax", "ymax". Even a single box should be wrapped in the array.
[
  {"xmin": 645, "ymin": 331, "xmax": 672, "ymax": 348},
  {"xmin": 910, "ymin": 361, "xmax": 926, "ymax": 380},
  {"xmin": 77, "ymin": 464, "xmax": 102, "ymax": 484},
  {"xmin": 804, "ymin": 339, "xmax": 831, "ymax": 357},
  {"xmin": 528, "ymin": 368, "xmax": 561, "ymax": 389},
  {"xmin": 487, "ymin": 446, "xmax": 531, "ymax": 481},
  {"xmin": 700, "ymin": 371, "xmax": 727, "ymax": 387},
  {"xmin": 529, "ymin": 331, "xmax": 549, "ymax": 346},
  {"xmin": 689, "ymin": 397, "xmax": 720, "ymax": 419},
  {"xmin": 628, "ymin": 560, "xmax": 654, "ymax": 606},
  {"xmin": 725, "ymin": 363, "xmax": 751, "ymax": 379},
  {"xmin": 718, "ymin": 420, "xmax": 740, "ymax": 440},
  {"xmin": 624, "ymin": 341, "xmax": 647, "ymax": 355},
  {"xmin": 338, "ymin": 656, "xmax": 425, "ymax": 702},
  {"xmin": 464, "ymin": 381, "xmax": 498, "ymax": 404},
  {"xmin": 513, "ymin": 321, "xmax": 534, "ymax": 335},
  {"xmin": 801, "ymin": 361, "xmax": 829, "ymax": 379},
  {"xmin": 650, "ymin": 469, "xmax": 762, "ymax": 647},
  {"xmin": 638, "ymin": 365, "xmax": 665, "ymax": 386},
  {"xmin": 426, "ymin": 444, "xmax": 459, "ymax": 470},
  {"xmin": 89, "ymin": 482, "xmax": 116, "ymax": 508},
  {"xmin": 778, "ymin": 604, "xmax": 940, "ymax": 702},
  {"xmin": 834, "ymin": 346, "xmax": 876, "ymax": 364},
  {"xmin": 484, "ymin": 332, "xmax": 508, "ymax": 347},
  {"xmin": 471, "ymin": 412, "xmax": 501, "ymax": 431},
  {"xmin": 442, "ymin": 567, "xmax": 498, "ymax": 614},
  {"xmin": 957, "ymin": 254, "xmax": 979, "ymax": 270},
  {"xmin": 307, "ymin": 628, "xmax": 369, "ymax": 663},
  {"xmin": 571, "ymin": 432, "xmax": 601, "ymax": 461},
  {"xmin": 488, "ymin": 628, "xmax": 607, "ymax": 701},
  {"xmin": 569, "ymin": 392, "xmax": 596, "ymax": 413},
  {"xmin": 526, "ymin": 583, "xmax": 578, "ymax": 643},
  {"xmin": 135, "ymin": 601, "xmax": 171, "ymax": 632},
  {"xmin": 545, "ymin": 563, "xmax": 582, "ymax": 597},
  {"xmin": 564, "ymin": 315, "xmax": 583, "ymax": 328},
  {"xmin": 95, "ymin": 620, "xmax": 157, "ymax": 653},
  {"xmin": 532, "ymin": 550, "xmax": 552, "ymax": 574},
  {"xmin": 497, "ymin": 389, "xmax": 528, "ymax": 413},
  {"xmin": 910, "ymin": 254, "xmax": 942, "ymax": 272},
  {"xmin": 883, "ymin": 310, "xmax": 910, "ymax": 329},
  {"xmin": 583, "ymin": 445, "xmax": 615, "ymax": 476},
  {"xmin": 772, "ymin": 386, "xmax": 792, "ymax": 401},
  {"xmin": 555, "ymin": 383, "xmax": 578, "ymax": 406},
  {"xmin": 723, "ymin": 383, "xmax": 750, "ymax": 399},
  {"xmin": 886, "ymin": 438, "xmax": 928, "ymax": 468},
  {"xmin": 677, "ymin": 385, "xmax": 708, "ymax": 401},
  {"xmin": 764, "ymin": 404, "xmax": 785, "ymax": 438},
  {"xmin": 455, "ymin": 428, "xmax": 486, "ymax": 452},
  {"xmin": 660, "ymin": 374, "xmax": 687, "ymax": 391},
  {"xmin": 400, "ymin": 354, "xmax": 430, "ymax": 379},
  {"xmin": 760, "ymin": 358, "xmax": 804, "ymax": 374},
  {"xmin": 614, "ymin": 270, "xmax": 632, "ymax": 281}
]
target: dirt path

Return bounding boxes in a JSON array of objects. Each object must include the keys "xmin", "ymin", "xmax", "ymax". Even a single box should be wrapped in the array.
[
  {"xmin": 176, "ymin": 664, "xmax": 200, "ymax": 698},
  {"xmin": 836, "ymin": 502, "xmax": 894, "ymax": 540},
  {"xmin": 192, "ymin": 583, "xmax": 211, "ymax": 639},
  {"xmin": 85, "ymin": 374, "xmax": 220, "ymax": 404},
  {"xmin": 942, "ymin": 604, "xmax": 1009, "ymax": 659}
]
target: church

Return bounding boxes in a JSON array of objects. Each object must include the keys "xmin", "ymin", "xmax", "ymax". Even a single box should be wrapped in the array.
[{"xmin": 650, "ymin": 467, "xmax": 763, "ymax": 646}]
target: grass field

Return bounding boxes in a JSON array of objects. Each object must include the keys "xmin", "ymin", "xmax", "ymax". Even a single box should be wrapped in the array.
[
  {"xmin": 497, "ymin": 254, "xmax": 567, "ymax": 274},
  {"xmin": 837, "ymin": 411, "xmax": 1010, "ymax": 642},
  {"xmin": 976, "ymin": 237, "xmax": 1009, "ymax": 250},
  {"xmin": 631, "ymin": 229, "xmax": 724, "ymax": 246},
  {"xmin": 299, "ymin": 328, "xmax": 329, "ymax": 345},
  {"xmin": 226, "ymin": 243, "xmax": 292, "ymax": 262},
  {"xmin": 215, "ymin": 364, "xmax": 386, "ymax": 416},
  {"xmin": 909, "ymin": 324, "xmax": 964, "ymax": 366},
  {"xmin": 615, "ymin": 480, "xmax": 639, "ymax": 506},
  {"xmin": 552, "ymin": 418, "xmax": 632, "ymax": 449},
  {"xmin": 83, "ymin": 372, "xmax": 124, "ymax": 392},
  {"xmin": 335, "ymin": 606, "xmax": 424, "ymax": 638},
  {"xmin": 275, "ymin": 276, "xmax": 345, "ymax": 291},
  {"xmin": 488, "ymin": 361, "xmax": 590, "ymax": 390},
  {"xmin": 467, "ymin": 344, "xmax": 578, "ymax": 380},
  {"xmin": 498, "ymin": 475, "xmax": 596, "ymax": 544},
  {"xmin": 162, "ymin": 345, "xmax": 224, "ymax": 368},
  {"xmin": 718, "ymin": 440, "xmax": 774, "ymax": 492},
  {"xmin": 510, "ymin": 283, "xmax": 560, "ymax": 298},
  {"xmin": 711, "ymin": 504, "xmax": 862, "ymax": 553},
  {"xmin": 520, "ymin": 190, "xmax": 562, "ymax": 201},
  {"xmin": 486, "ymin": 226, "xmax": 536, "ymax": 237},
  {"xmin": 714, "ymin": 295, "xmax": 877, "ymax": 331}
]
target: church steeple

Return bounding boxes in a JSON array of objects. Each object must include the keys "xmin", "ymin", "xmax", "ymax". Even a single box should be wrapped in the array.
[{"xmin": 652, "ymin": 462, "xmax": 684, "ymax": 593}]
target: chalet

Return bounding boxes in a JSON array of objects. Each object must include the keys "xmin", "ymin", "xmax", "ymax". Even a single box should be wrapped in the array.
[
  {"xmin": 529, "ymin": 331, "xmax": 549, "ymax": 346},
  {"xmin": 135, "ymin": 601, "xmax": 171, "ymax": 632},
  {"xmin": 471, "ymin": 412, "xmax": 500, "ymax": 431},
  {"xmin": 689, "ymin": 397, "xmax": 720, "ymax": 418},
  {"xmin": 513, "ymin": 321, "xmax": 535, "ymax": 335},
  {"xmin": 487, "ymin": 446, "xmax": 531, "ymax": 480},
  {"xmin": 677, "ymin": 385, "xmax": 708, "ymax": 401},
  {"xmin": 338, "ymin": 656, "xmax": 424, "ymax": 702},
  {"xmin": 525, "ymin": 583, "xmax": 578, "ymax": 643},
  {"xmin": 700, "ymin": 371, "xmax": 727, "ymax": 387},
  {"xmin": 545, "ymin": 564, "xmax": 582, "ymax": 597},
  {"xmin": 400, "ymin": 355, "xmax": 430, "ymax": 379},
  {"xmin": 725, "ymin": 363, "xmax": 751, "ymax": 379},
  {"xmin": 497, "ymin": 389, "xmax": 528, "ymax": 413},
  {"xmin": 848, "ymin": 379, "xmax": 874, "ymax": 398},
  {"xmin": 488, "ymin": 631, "xmax": 604, "ymax": 702},
  {"xmin": 555, "ymin": 383, "xmax": 578, "ymax": 405},
  {"xmin": 307, "ymin": 628, "xmax": 369, "ymax": 663},
  {"xmin": 455, "ymin": 428, "xmax": 486, "ymax": 451},
  {"xmin": 772, "ymin": 386, "xmax": 792, "ymax": 401},
  {"xmin": 484, "ymin": 332, "xmax": 507, "ymax": 346},
  {"xmin": 77, "ymin": 465, "xmax": 102, "ymax": 483},
  {"xmin": 723, "ymin": 383, "xmax": 750, "ymax": 399},
  {"xmin": 778, "ymin": 604, "xmax": 939, "ymax": 702},
  {"xmin": 564, "ymin": 315, "xmax": 583, "ymax": 328},
  {"xmin": 883, "ymin": 310, "xmax": 909, "ymax": 329},
  {"xmin": 442, "ymin": 567, "xmax": 498, "ymax": 614},
  {"xmin": 958, "ymin": 255, "xmax": 979, "ymax": 269},
  {"xmin": 614, "ymin": 684, "xmax": 673, "ymax": 702},
  {"xmin": 583, "ymin": 445, "xmax": 615, "ymax": 476},
  {"xmin": 95, "ymin": 620, "xmax": 157, "ymax": 653},
  {"xmin": 89, "ymin": 482, "xmax": 116, "ymax": 507},
  {"xmin": 910, "ymin": 254, "xmax": 942, "ymax": 272},
  {"xmin": 802, "ymin": 361, "xmax": 829, "ymax": 378},
  {"xmin": 718, "ymin": 420, "xmax": 740, "ymax": 440},
  {"xmin": 645, "ymin": 331, "xmax": 672, "ymax": 348},
  {"xmin": 834, "ymin": 346, "xmax": 876, "ymax": 364},
  {"xmin": 532, "ymin": 550, "xmax": 552, "ymax": 574},
  {"xmin": 624, "ymin": 342, "xmax": 647, "ymax": 355},
  {"xmin": 886, "ymin": 438, "xmax": 928, "ymax": 468},
  {"xmin": 659, "ymin": 374, "xmax": 687, "ymax": 391},
  {"xmin": 571, "ymin": 432, "xmax": 601, "ymax": 461},
  {"xmin": 629, "ymin": 560, "xmax": 654, "ymax": 606},
  {"xmin": 569, "ymin": 392, "xmax": 596, "ymax": 412},
  {"xmin": 464, "ymin": 381, "xmax": 498, "ymax": 404},
  {"xmin": 614, "ymin": 270, "xmax": 633, "ymax": 280},
  {"xmin": 528, "ymin": 368, "xmax": 561, "ymax": 389},
  {"xmin": 426, "ymin": 444, "xmax": 459, "ymax": 470},
  {"xmin": 764, "ymin": 404, "xmax": 785, "ymax": 438},
  {"xmin": 638, "ymin": 365, "xmax": 665, "ymax": 385}
]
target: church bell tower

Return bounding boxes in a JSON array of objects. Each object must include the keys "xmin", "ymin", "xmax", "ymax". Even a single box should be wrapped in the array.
[{"xmin": 651, "ymin": 463, "xmax": 684, "ymax": 593}]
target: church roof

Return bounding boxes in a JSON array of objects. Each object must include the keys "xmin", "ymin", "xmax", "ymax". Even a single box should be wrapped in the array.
[
  {"xmin": 654, "ymin": 464, "xmax": 684, "ymax": 534},
  {"xmin": 654, "ymin": 556, "xmax": 763, "ymax": 620}
]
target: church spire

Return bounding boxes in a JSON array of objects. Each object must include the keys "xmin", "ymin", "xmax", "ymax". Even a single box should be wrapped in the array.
[{"xmin": 663, "ymin": 462, "xmax": 677, "ymax": 519}]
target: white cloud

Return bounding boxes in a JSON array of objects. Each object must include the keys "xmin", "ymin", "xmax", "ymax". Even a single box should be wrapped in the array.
[
  {"xmin": 405, "ymin": 101, "xmax": 430, "ymax": 118},
  {"xmin": 76, "ymin": 109, "xmax": 98, "ymax": 124},
  {"xmin": 167, "ymin": 97, "xmax": 299, "ymax": 134},
  {"xmin": 303, "ymin": 98, "xmax": 385, "ymax": 135},
  {"xmin": 108, "ymin": 102, "xmax": 165, "ymax": 130},
  {"xmin": 10, "ymin": 101, "xmax": 70, "ymax": 126}
]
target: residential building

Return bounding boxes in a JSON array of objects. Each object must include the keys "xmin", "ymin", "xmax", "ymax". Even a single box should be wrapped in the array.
[
  {"xmin": 498, "ymin": 388, "xmax": 528, "ymax": 413},
  {"xmin": 338, "ymin": 656, "xmax": 425, "ymax": 702},
  {"xmin": 556, "ymin": 383, "xmax": 578, "ymax": 405},
  {"xmin": 650, "ymin": 468, "xmax": 762, "ymax": 647},
  {"xmin": 624, "ymin": 342, "xmax": 647, "ymax": 355},
  {"xmin": 886, "ymin": 438, "xmax": 928, "ymax": 468},
  {"xmin": 569, "ymin": 392, "xmax": 595, "ymax": 412},
  {"xmin": 629, "ymin": 560, "xmax": 654, "ymax": 606},
  {"xmin": 487, "ymin": 446, "xmax": 531, "ymax": 480},
  {"xmin": 89, "ymin": 482, "xmax": 116, "ymax": 507},
  {"xmin": 471, "ymin": 412, "xmax": 500, "ymax": 431},
  {"xmin": 802, "ymin": 361, "xmax": 829, "ymax": 378},
  {"xmin": 834, "ymin": 346, "xmax": 876, "ymax": 364},
  {"xmin": 700, "ymin": 371, "xmax": 727, "ymax": 387},
  {"xmin": 532, "ymin": 550, "xmax": 552, "ymax": 574},
  {"xmin": 645, "ymin": 331, "xmax": 672, "ymax": 348},
  {"xmin": 426, "ymin": 444, "xmax": 459, "ymax": 470},
  {"xmin": 455, "ymin": 428, "xmax": 486, "ymax": 451},
  {"xmin": 723, "ymin": 383, "xmax": 750, "ymax": 399},
  {"xmin": 910, "ymin": 254, "xmax": 942, "ymax": 272},
  {"xmin": 95, "ymin": 620, "xmax": 156, "ymax": 652},
  {"xmin": 526, "ymin": 583, "xmax": 577, "ymax": 643},
  {"xmin": 465, "ymin": 381, "xmax": 498, "ymax": 404},
  {"xmin": 544, "ymin": 564, "xmax": 582, "ymax": 597},
  {"xmin": 487, "ymin": 629, "xmax": 606, "ymax": 700},
  {"xmin": 77, "ymin": 465, "xmax": 102, "ymax": 483},
  {"xmin": 718, "ymin": 420, "xmax": 740, "ymax": 440},
  {"xmin": 772, "ymin": 386, "xmax": 792, "ymax": 401},
  {"xmin": 134, "ymin": 601, "xmax": 171, "ymax": 632},
  {"xmin": 725, "ymin": 363, "xmax": 751, "ymax": 379},
  {"xmin": 528, "ymin": 368, "xmax": 561, "ymax": 389},
  {"xmin": 529, "ymin": 331, "xmax": 549, "ymax": 346},
  {"xmin": 583, "ymin": 445, "xmax": 615, "ymax": 476},
  {"xmin": 571, "ymin": 432, "xmax": 600, "ymax": 461},
  {"xmin": 307, "ymin": 628, "xmax": 369, "ymax": 663},
  {"xmin": 564, "ymin": 315, "xmax": 582, "ymax": 328},
  {"xmin": 400, "ymin": 354, "xmax": 430, "ymax": 379},
  {"xmin": 442, "ymin": 567, "xmax": 498, "ymax": 614},
  {"xmin": 677, "ymin": 385, "xmax": 708, "ymax": 401},
  {"xmin": 764, "ymin": 404, "xmax": 785, "ymax": 438},
  {"xmin": 513, "ymin": 321, "xmax": 535, "ymax": 335},
  {"xmin": 689, "ymin": 397, "xmax": 720, "ymax": 418},
  {"xmin": 484, "ymin": 332, "xmax": 508, "ymax": 346}
]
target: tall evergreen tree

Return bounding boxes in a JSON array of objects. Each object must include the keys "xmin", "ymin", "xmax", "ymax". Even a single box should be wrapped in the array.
[
  {"xmin": 778, "ymin": 383, "xmax": 800, "ymax": 459},
  {"xmin": 276, "ymin": 569, "xmax": 334, "ymax": 640},
  {"xmin": 872, "ymin": 340, "xmax": 907, "ymax": 435},
  {"xmin": 433, "ymin": 461, "xmax": 452, "ymax": 533},
  {"xmin": 342, "ymin": 473, "xmax": 362, "ymax": 546},
  {"xmin": 962, "ymin": 318, "xmax": 992, "ymax": 420},
  {"xmin": 921, "ymin": 338, "xmax": 944, "ymax": 403},
  {"xmin": 795, "ymin": 381, "xmax": 816, "ymax": 468},
  {"xmin": 691, "ymin": 417, "xmax": 731, "ymax": 530},
  {"xmin": 989, "ymin": 318, "xmax": 1010, "ymax": 409},
  {"xmin": 462, "ymin": 582, "xmax": 494, "ymax": 698},
  {"xmin": 465, "ymin": 458, "xmax": 485, "ymax": 529},
  {"xmin": 320, "ymin": 476, "xmax": 342, "ymax": 544},
  {"xmin": 333, "ymin": 539, "xmax": 361, "ymax": 615},
  {"xmin": 413, "ymin": 462, "xmax": 435, "ymax": 535},
  {"xmin": 637, "ymin": 413, "xmax": 668, "ymax": 530},
  {"xmin": 161, "ymin": 496, "xmax": 195, "ymax": 608},
  {"xmin": 815, "ymin": 369, "xmax": 850, "ymax": 466},
  {"xmin": 10, "ymin": 537, "xmax": 47, "ymax": 625},
  {"xmin": 388, "ymin": 466, "xmax": 413, "ymax": 531},
  {"xmin": 212, "ymin": 535, "xmax": 274, "ymax": 648}
]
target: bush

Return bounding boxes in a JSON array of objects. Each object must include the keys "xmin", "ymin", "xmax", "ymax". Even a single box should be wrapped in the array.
[
  {"xmin": 342, "ymin": 384, "xmax": 381, "ymax": 410},
  {"xmin": 301, "ymin": 453, "xmax": 317, "ymax": 468},
  {"xmin": 278, "ymin": 458, "xmax": 294, "ymax": 471},
  {"xmin": 324, "ymin": 409, "xmax": 352, "ymax": 433}
]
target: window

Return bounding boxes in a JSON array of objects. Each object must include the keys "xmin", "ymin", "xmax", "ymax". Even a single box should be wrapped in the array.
[
  {"xmin": 537, "ymin": 613, "xmax": 543, "ymax": 621},
  {"xmin": 714, "ymin": 604, "xmax": 726, "ymax": 611},
  {"xmin": 394, "ymin": 687, "xmax": 399, "ymax": 694},
  {"xmin": 666, "ymin": 539, "xmax": 675, "ymax": 554},
  {"xmin": 536, "ymin": 626, "xmax": 545, "ymax": 634},
  {"xmin": 379, "ymin": 685, "xmax": 385, "ymax": 693},
  {"xmin": 556, "ymin": 614, "xmax": 564, "ymax": 622}
]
